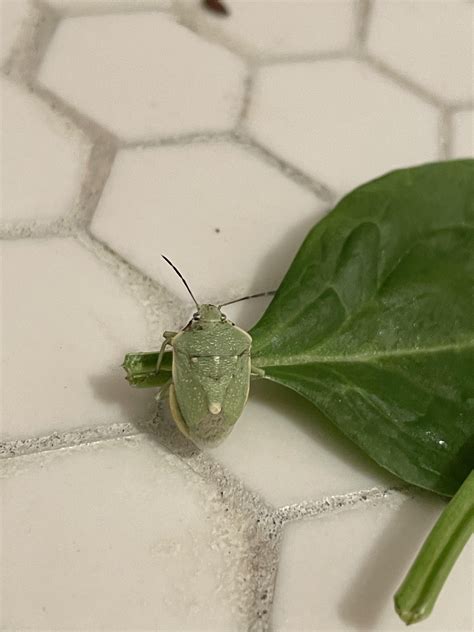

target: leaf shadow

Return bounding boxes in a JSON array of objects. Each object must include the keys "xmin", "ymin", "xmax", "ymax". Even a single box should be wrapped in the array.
[
  {"xmin": 337, "ymin": 495, "xmax": 442, "ymax": 630},
  {"xmin": 221, "ymin": 205, "xmax": 401, "ymax": 489},
  {"xmin": 223, "ymin": 208, "xmax": 330, "ymax": 329},
  {"xmin": 250, "ymin": 378, "xmax": 398, "ymax": 488},
  {"xmin": 249, "ymin": 207, "xmax": 325, "ymax": 293}
]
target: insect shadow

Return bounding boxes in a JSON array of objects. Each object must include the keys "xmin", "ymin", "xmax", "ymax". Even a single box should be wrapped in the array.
[
  {"xmin": 250, "ymin": 379, "xmax": 395, "ymax": 484},
  {"xmin": 89, "ymin": 365, "xmax": 198, "ymax": 457},
  {"xmin": 88, "ymin": 365, "xmax": 156, "ymax": 424},
  {"xmin": 148, "ymin": 394, "xmax": 200, "ymax": 458}
]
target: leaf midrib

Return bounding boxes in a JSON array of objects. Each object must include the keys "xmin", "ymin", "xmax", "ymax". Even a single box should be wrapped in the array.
[
  {"xmin": 253, "ymin": 223, "xmax": 474, "ymax": 369},
  {"xmin": 254, "ymin": 339, "xmax": 474, "ymax": 368}
]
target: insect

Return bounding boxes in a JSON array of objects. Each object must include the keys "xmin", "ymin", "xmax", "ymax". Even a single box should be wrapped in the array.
[{"xmin": 123, "ymin": 257, "xmax": 271, "ymax": 447}]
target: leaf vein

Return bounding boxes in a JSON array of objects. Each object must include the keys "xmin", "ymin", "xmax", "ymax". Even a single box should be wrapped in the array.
[{"xmin": 256, "ymin": 339, "xmax": 474, "ymax": 367}]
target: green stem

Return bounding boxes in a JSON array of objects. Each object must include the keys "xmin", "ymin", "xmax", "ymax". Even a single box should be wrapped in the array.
[
  {"xmin": 123, "ymin": 351, "xmax": 171, "ymax": 388},
  {"xmin": 394, "ymin": 470, "xmax": 474, "ymax": 625}
]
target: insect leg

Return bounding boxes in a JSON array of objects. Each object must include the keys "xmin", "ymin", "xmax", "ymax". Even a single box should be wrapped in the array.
[
  {"xmin": 155, "ymin": 379, "xmax": 171, "ymax": 403},
  {"xmin": 156, "ymin": 331, "xmax": 177, "ymax": 372},
  {"xmin": 169, "ymin": 383, "xmax": 191, "ymax": 439},
  {"xmin": 250, "ymin": 364, "xmax": 266, "ymax": 378}
]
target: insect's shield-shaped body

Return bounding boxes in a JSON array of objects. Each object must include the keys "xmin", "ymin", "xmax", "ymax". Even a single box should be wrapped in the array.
[
  {"xmin": 123, "ymin": 256, "xmax": 267, "ymax": 446},
  {"xmin": 168, "ymin": 304, "xmax": 252, "ymax": 446}
]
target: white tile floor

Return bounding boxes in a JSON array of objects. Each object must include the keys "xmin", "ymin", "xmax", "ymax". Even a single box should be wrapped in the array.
[
  {"xmin": 1, "ymin": 1, "xmax": 473, "ymax": 630},
  {"xmin": 246, "ymin": 58, "xmax": 440, "ymax": 192},
  {"xmin": 38, "ymin": 12, "xmax": 246, "ymax": 139},
  {"xmin": 91, "ymin": 142, "xmax": 325, "ymax": 300},
  {"xmin": 2, "ymin": 238, "xmax": 152, "ymax": 439},
  {"xmin": 2, "ymin": 76, "xmax": 90, "ymax": 222}
]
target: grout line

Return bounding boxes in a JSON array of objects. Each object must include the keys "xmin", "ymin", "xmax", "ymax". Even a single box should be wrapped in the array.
[
  {"xmin": 0, "ymin": 403, "xmax": 281, "ymax": 631},
  {"xmin": 179, "ymin": 465, "xmax": 280, "ymax": 631},
  {"xmin": 172, "ymin": 0, "xmax": 255, "ymax": 64},
  {"xmin": 0, "ymin": 133, "xmax": 117, "ymax": 239},
  {"xmin": 2, "ymin": 0, "xmax": 60, "ymax": 82},
  {"xmin": 0, "ymin": 137, "xmax": 115, "ymax": 239},
  {"xmin": 29, "ymin": 80, "xmax": 118, "ymax": 144},
  {"xmin": 1, "ymin": 409, "xmax": 407, "ymax": 630},
  {"xmin": 76, "ymin": 230, "xmax": 189, "ymax": 346},
  {"xmin": 1, "ymin": 0, "xmax": 120, "ymax": 237},
  {"xmin": 2, "ymin": 36, "xmax": 119, "ymax": 236},
  {"xmin": 363, "ymin": 52, "xmax": 444, "ymax": 108},
  {"xmin": 139, "ymin": 404, "xmax": 280, "ymax": 630},
  {"xmin": 118, "ymin": 127, "xmax": 336, "ymax": 212},
  {"xmin": 449, "ymin": 100, "xmax": 474, "ymax": 113},
  {"xmin": 171, "ymin": 0, "xmax": 198, "ymax": 33},
  {"xmin": 438, "ymin": 108, "xmax": 453, "ymax": 160},
  {"xmin": 0, "ymin": 421, "xmax": 142, "ymax": 459},
  {"xmin": 0, "ymin": 133, "xmax": 114, "ymax": 237},
  {"xmin": 354, "ymin": 0, "xmax": 373, "ymax": 54},
  {"xmin": 106, "ymin": 402, "xmax": 280, "ymax": 632},
  {"xmin": 233, "ymin": 130, "xmax": 336, "ymax": 204},
  {"xmin": 124, "ymin": 129, "xmax": 233, "ymax": 150},
  {"xmin": 0, "ymin": 407, "xmax": 408, "ymax": 631},
  {"xmin": 277, "ymin": 486, "xmax": 409, "ymax": 524},
  {"xmin": 237, "ymin": 65, "xmax": 256, "ymax": 127},
  {"xmin": 3, "ymin": 5, "xmax": 118, "ymax": 147},
  {"xmin": 258, "ymin": 49, "xmax": 352, "ymax": 68},
  {"xmin": 76, "ymin": 229, "xmax": 174, "ymax": 304},
  {"xmin": 175, "ymin": 0, "xmax": 361, "ymax": 70},
  {"xmin": 0, "ymin": 217, "xmax": 76, "ymax": 240},
  {"xmin": 73, "ymin": 138, "xmax": 118, "ymax": 227},
  {"xmin": 49, "ymin": 0, "xmax": 173, "ymax": 18},
  {"xmin": 0, "ymin": 74, "xmax": 110, "ymax": 238},
  {"xmin": 248, "ymin": 522, "xmax": 281, "ymax": 632},
  {"xmin": 175, "ymin": 0, "xmax": 358, "ymax": 69}
]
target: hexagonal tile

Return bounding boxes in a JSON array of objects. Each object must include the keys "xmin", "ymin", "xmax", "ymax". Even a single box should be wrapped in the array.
[
  {"xmin": 90, "ymin": 141, "xmax": 326, "ymax": 302},
  {"xmin": 273, "ymin": 496, "xmax": 473, "ymax": 631},
  {"xmin": 37, "ymin": 13, "xmax": 246, "ymax": 141},
  {"xmin": 209, "ymin": 380, "xmax": 396, "ymax": 508},
  {"xmin": 0, "ymin": 0, "xmax": 30, "ymax": 64},
  {"xmin": 246, "ymin": 59, "xmax": 439, "ymax": 193},
  {"xmin": 186, "ymin": 0, "xmax": 355, "ymax": 58},
  {"xmin": 367, "ymin": 0, "xmax": 473, "ymax": 104},
  {"xmin": 1, "ymin": 238, "xmax": 151, "ymax": 440},
  {"xmin": 1, "ymin": 77, "xmax": 90, "ymax": 223},
  {"xmin": 452, "ymin": 110, "xmax": 473, "ymax": 158},
  {"xmin": 1, "ymin": 435, "xmax": 248, "ymax": 630}
]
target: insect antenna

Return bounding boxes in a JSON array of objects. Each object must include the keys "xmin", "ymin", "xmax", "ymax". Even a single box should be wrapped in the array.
[
  {"xmin": 219, "ymin": 290, "xmax": 276, "ymax": 308},
  {"xmin": 162, "ymin": 255, "xmax": 199, "ymax": 310}
]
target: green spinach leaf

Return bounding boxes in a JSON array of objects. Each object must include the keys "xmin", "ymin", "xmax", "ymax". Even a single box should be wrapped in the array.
[{"xmin": 250, "ymin": 160, "xmax": 474, "ymax": 496}]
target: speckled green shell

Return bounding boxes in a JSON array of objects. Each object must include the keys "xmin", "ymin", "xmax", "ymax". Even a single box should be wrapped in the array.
[{"xmin": 169, "ymin": 306, "xmax": 252, "ymax": 446}]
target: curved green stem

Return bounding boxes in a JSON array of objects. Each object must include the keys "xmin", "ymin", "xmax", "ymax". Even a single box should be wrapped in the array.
[{"xmin": 394, "ymin": 470, "xmax": 474, "ymax": 625}]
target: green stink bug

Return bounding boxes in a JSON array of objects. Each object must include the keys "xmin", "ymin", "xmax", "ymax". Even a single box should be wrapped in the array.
[{"xmin": 123, "ymin": 257, "xmax": 267, "ymax": 447}]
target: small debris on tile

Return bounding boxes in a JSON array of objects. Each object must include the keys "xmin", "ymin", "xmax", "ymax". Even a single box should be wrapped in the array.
[{"xmin": 202, "ymin": 0, "xmax": 230, "ymax": 17}]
